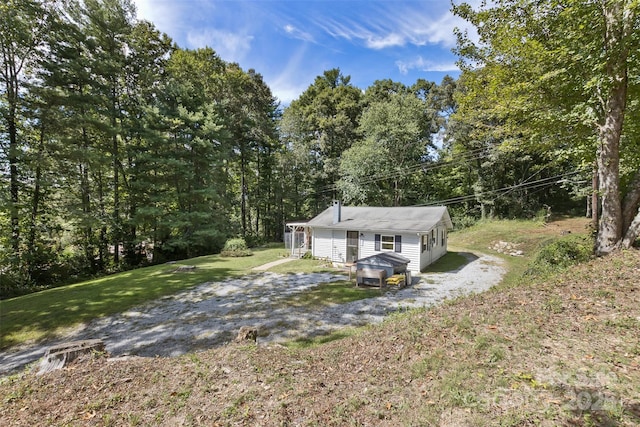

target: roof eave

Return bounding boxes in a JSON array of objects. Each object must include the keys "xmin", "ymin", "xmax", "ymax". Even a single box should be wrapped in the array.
[{"xmin": 309, "ymin": 225, "xmax": 435, "ymax": 234}]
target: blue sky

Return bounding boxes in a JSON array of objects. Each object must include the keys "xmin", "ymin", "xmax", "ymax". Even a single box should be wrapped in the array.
[{"xmin": 132, "ymin": 0, "xmax": 477, "ymax": 105}]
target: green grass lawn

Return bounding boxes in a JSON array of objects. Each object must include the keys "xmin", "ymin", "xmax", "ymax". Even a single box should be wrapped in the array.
[
  {"xmin": 283, "ymin": 280, "xmax": 383, "ymax": 308},
  {"xmin": 0, "ymin": 247, "xmax": 289, "ymax": 350},
  {"xmin": 447, "ymin": 217, "xmax": 590, "ymax": 285},
  {"xmin": 422, "ymin": 251, "xmax": 470, "ymax": 273},
  {"xmin": 267, "ymin": 258, "xmax": 336, "ymax": 274}
]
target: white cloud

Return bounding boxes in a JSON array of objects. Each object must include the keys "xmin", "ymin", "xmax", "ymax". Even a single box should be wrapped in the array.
[
  {"xmin": 318, "ymin": 19, "xmax": 406, "ymax": 50},
  {"xmin": 406, "ymin": 11, "xmax": 475, "ymax": 48},
  {"xmin": 319, "ymin": 19, "xmax": 358, "ymax": 42},
  {"xmin": 283, "ymin": 24, "xmax": 315, "ymax": 43},
  {"xmin": 365, "ymin": 33, "xmax": 405, "ymax": 49},
  {"xmin": 270, "ymin": 82, "xmax": 308, "ymax": 106},
  {"xmin": 186, "ymin": 29, "xmax": 254, "ymax": 63},
  {"xmin": 132, "ymin": 0, "xmax": 185, "ymax": 36},
  {"xmin": 266, "ymin": 45, "xmax": 313, "ymax": 105},
  {"xmin": 396, "ymin": 56, "xmax": 459, "ymax": 75},
  {"xmin": 314, "ymin": 2, "xmax": 477, "ymax": 51}
]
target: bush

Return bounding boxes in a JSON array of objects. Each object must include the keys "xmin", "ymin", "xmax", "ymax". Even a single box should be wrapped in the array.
[
  {"xmin": 220, "ymin": 238, "xmax": 252, "ymax": 257},
  {"xmin": 525, "ymin": 234, "xmax": 594, "ymax": 276},
  {"xmin": 452, "ymin": 215, "xmax": 478, "ymax": 230}
]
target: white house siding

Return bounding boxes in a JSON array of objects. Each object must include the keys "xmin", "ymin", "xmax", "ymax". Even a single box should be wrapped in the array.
[
  {"xmin": 312, "ymin": 228, "xmax": 334, "ymax": 261},
  {"xmin": 399, "ymin": 233, "xmax": 421, "ymax": 272},
  {"xmin": 312, "ymin": 224, "xmax": 448, "ymax": 272},
  {"xmin": 358, "ymin": 232, "xmax": 377, "ymax": 260},
  {"xmin": 353, "ymin": 232, "xmax": 422, "ymax": 272},
  {"xmin": 331, "ymin": 229, "xmax": 346, "ymax": 263},
  {"xmin": 419, "ymin": 222, "xmax": 448, "ymax": 271}
]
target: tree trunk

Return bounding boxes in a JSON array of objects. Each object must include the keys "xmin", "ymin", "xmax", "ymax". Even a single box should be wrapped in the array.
[
  {"xmin": 80, "ymin": 121, "xmax": 93, "ymax": 267},
  {"xmin": 591, "ymin": 164, "xmax": 598, "ymax": 226},
  {"xmin": 595, "ymin": 92, "xmax": 624, "ymax": 255},
  {"xmin": 27, "ymin": 122, "xmax": 46, "ymax": 278},
  {"xmin": 97, "ymin": 169, "xmax": 107, "ymax": 271},
  {"xmin": 393, "ymin": 178, "xmax": 400, "ymax": 206},
  {"xmin": 620, "ymin": 171, "xmax": 640, "ymax": 248},
  {"xmin": 621, "ymin": 209, "xmax": 640, "ymax": 248},
  {"xmin": 4, "ymin": 60, "xmax": 20, "ymax": 253},
  {"xmin": 8, "ymin": 106, "xmax": 20, "ymax": 254},
  {"xmin": 621, "ymin": 169, "xmax": 640, "ymax": 232},
  {"xmin": 594, "ymin": 0, "xmax": 629, "ymax": 255},
  {"xmin": 240, "ymin": 142, "xmax": 247, "ymax": 237},
  {"xmin": 112, "ymin": 87, "xmax": 120, "ymax": 265},
  {"xmin": 2, "ymin": 0, "xmax": 50, "ymax": 263}
]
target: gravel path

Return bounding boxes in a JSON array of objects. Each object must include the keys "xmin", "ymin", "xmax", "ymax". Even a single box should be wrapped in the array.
[{"xmin": 0, "ymin": 252, "xmax": 505, "ymax": 375}]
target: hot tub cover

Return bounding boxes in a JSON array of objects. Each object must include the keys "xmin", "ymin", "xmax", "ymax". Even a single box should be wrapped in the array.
[{"xmin": 356, "ymin": 252, "xmax": 411, "ymax": 268}]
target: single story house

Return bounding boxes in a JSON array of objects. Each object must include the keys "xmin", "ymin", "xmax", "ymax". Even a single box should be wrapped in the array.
[{"xmin": 288, "ymin": 201, "xmax": 453, "ymax": 273}]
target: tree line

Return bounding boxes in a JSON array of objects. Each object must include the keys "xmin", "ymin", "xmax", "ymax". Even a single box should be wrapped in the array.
[
  {"xmin": 2, "ymin": 0, "xmax": 638, "ymax": 297},
  {"xmin": 1, "ymin": 0, "xmax": 285, "ymax": 295}
]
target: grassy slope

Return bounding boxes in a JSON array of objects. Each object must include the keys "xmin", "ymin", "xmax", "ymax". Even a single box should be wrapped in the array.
[{"xmin": 1, "ymin": 217, "xmax": 639, "ymax": 426}]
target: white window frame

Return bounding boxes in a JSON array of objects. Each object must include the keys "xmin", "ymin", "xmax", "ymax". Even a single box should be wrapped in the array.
[{"xmin": 381, "ymin": 235, "xmax": 394, "ymax": 251}]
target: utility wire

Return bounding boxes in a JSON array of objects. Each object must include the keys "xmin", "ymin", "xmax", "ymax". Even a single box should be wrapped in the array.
[
  {"xmin": 313, "ymin": 146, "xmax": 501, "ymax": 195},
  {"xmin": 314, "ymin": 145, "xmax": 563, "ymax": 196},
  {"xmin": 416, "ymin": 169, "xmax": 584, "ymax": 207}
]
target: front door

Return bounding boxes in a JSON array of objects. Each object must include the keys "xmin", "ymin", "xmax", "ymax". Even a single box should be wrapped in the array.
[{"xmin": 346, "ymin": 230, "xmax": 359, "ymax": 263}]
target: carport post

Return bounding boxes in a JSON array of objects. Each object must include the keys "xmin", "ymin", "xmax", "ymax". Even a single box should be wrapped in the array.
[{"xmin": 291, "ymin": 226, "xmax": 295, "ymax": 257}]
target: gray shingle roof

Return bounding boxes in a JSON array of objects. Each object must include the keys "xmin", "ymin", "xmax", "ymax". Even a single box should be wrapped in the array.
[{"xmin": 306, "ymin": 205, "xmax": 453, "ymax": 233}]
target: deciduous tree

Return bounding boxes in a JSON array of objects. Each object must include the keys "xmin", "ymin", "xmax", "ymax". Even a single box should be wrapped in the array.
[{"xmin": 454, "ymin": 0, "xmax": 640, "ymax": 253}]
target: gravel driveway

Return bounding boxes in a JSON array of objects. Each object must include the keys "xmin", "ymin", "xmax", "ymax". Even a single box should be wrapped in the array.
[{"xmin": 0, "ymin": 252, "xmax": 505, "ymax": 375}]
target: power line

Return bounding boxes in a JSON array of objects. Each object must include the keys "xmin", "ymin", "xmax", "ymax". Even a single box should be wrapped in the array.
[
  {"xmin": 415, "ymin": 170, "xmax": 584, "ymax": 207},
  {"xmin": 313, "ymin": 146, "xmax": 500, "ymax": 195}
]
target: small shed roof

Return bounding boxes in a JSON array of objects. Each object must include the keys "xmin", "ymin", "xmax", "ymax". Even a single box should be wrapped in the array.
[
  {"xmin": 356, "ymin": 252, "xmax": 411, "ymax": 268},
  {"xmin": 307, "ymin": 205, "xmax": 453, "ymax": 234}
]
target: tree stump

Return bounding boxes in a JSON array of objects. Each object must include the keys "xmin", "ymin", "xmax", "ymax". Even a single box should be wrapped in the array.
[
  {"xmin": 235, "ymin": 326, "xmax": 258, "ymax": 343},
  {"xmin": 38, "ymin": 339, "xmax": 106, "ymax": 375}
]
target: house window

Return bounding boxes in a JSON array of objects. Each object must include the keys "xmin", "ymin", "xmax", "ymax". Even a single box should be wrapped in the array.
[
  {"xmin": 375, "ymin": 234, "xmax": 401, "ymax": 252},
  {"xmin": 441, "ymin": 229, "xmax": 446, "ymax": 246},
  {"xmin": 381, "ymin": 235, "xmax": 394, "ymax": 251}
]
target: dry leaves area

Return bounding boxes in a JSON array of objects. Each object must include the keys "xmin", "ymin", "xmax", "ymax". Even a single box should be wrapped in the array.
[{"xmin": 2, "ymin": 249, "xmax": 640, "ymax": 426}]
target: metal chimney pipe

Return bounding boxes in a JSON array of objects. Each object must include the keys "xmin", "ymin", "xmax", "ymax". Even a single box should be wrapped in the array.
[{"xmin": 333, "ymin": 200, "xmax": 341, "ymax": 224}]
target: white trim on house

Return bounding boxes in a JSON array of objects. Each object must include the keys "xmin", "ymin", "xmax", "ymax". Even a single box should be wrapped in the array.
[{"xmin": 380, "ymin": 235, "xmax": 394, "ymax": 251}]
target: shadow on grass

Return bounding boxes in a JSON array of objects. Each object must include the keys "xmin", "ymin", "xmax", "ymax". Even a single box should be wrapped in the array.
[
  {"xmin": 0, "ymin": 247, "xmax": 287, "ymax": 350},
  {"xmin": 0, "ymin": 265, "xmax": 233, "ymax": 350},
  {"xmin": 422, "ymin": 251, "xmax": 479, "ymax": 274}
]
